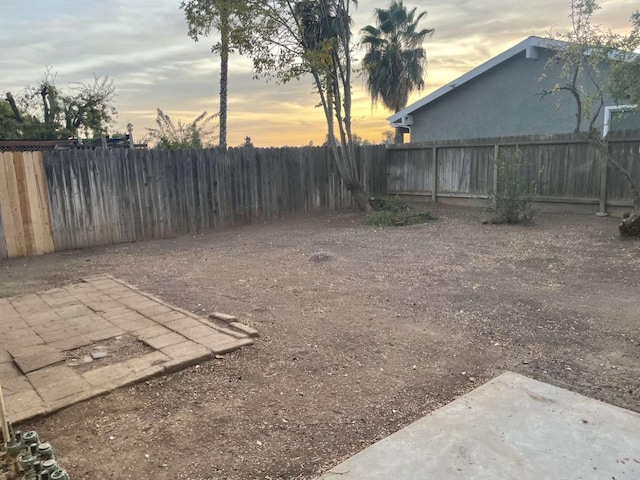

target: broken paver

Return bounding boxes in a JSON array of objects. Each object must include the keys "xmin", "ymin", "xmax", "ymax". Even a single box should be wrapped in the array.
[
  {"xmin": 135, "ymin": 305, "xmax": 173, "ymax": 317},
  {"xmin": 210, "ymin": 312, "xmax": 237, "ymax": 322},
  {"xmin": 163, "ymin": 316, "xmax": 203, "ymax": 331},
  {"xmin": 135, "ymin": 325, "xmax": 173, "ymax": 341},
  {"xmin": 27, "ymin": 365, "xmax": 79, "ymax": 387},
  {"xmin": 38, "ymin": 327, "xmax": 84, "ymax": 344},
  {"xmin": 82, "ymin": 363, "xmax": 132, "ymax": 387},
  {"xmin": 36, "ymin": 375, "xmax": 90, "ymax": 403},
  {"xmin": 0, "ymin": 275, "xmax": 256, "ymax": 423},
  {"xmin": 151, "ymin": 310, "xmax": 191, "ymax": 324},
  {"xmin": 86, "ymin": 326, "xmax": 125, "ymax": 342},
  {"xmin": 11, "ymin": 345, "xmax": 64, "ymax": 374},
  {"xmin": 179, "ymin": 324, "xmax": 221, "ymax": 341},
  {"xmin": 160, "ymin": 340, "xmax": 211, "ymax": 361},
  {"xmin": 129, "ymin": 318, "xmax": 160, "ymax": 331},
  {"xmin": 67, "ymin": 356, "xmax": 94, "ymax": 367},
  {"xmin": 0, "ymin": 329, "xmax": 44, "ymax": 348},
  {"xmin": 124, "ymin": 352, "xmax": 169, "ymax": 373},
  {"xmin": 197, "ymin": 337, "xmax": 255, "ymax": 355},
  {"xmin": 50, "ymin": 335, "xmax": 93, "ymax": 351},
  {"xmin": 228, "ymin": 322, "xmax": 259, "ymax": 338},
  {"xmin": 4, "ymin": 389, "xmax": 44, "ymax": 416},
  {"xmin": 0, "ymin": 364, "xmax": 33, "ymax": 395},
  {"xmin": 0, "ymin": 349, "xmax": 12, "ymax": 364},
  {"xmin": 142, "ymin": 332, "xmax": 187, "ymax": 349}
]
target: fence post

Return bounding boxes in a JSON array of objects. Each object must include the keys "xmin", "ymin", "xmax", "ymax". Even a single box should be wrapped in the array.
[
  {"xmin": 598, "ymin": 141, "xmax": 609, "ymax": 216},
  {"xmin": 492, "ymin": 144, "xmax": 499, "ymax": 207},
  {"xmin": 127, "ymin": 123, "xmax": 135, "ymax": 150},
  {"xmin": 431, "ymin": 146, "xmax": 437, "ymax": 203}
]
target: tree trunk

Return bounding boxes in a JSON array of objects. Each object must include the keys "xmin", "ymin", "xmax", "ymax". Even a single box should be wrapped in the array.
[
  {"xmin": 394, "ymin": 127, "xmax": 405, "ymax": 144},
  {"xmin": 349, "ymin": 183, "xmax": 373, "ymax": 213},
  {"xmin": 5, "ymin": 93, "xmax": 22, "ymax": 123},
  {"xmin": 393, "ymin": 107, "xmax": 405, "ymax": 143},
  {"xmin": 41, "ymin": 87, "xmax": 52, "ymax": 129},
  {"xmin": 219, "ymin": 5, "xmax": 229, "ymax": 150}
]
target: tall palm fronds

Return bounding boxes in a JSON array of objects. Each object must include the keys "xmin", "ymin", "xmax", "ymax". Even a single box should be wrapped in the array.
[{"xmin": 361, "ymin": 1, "xmax": 433, "ymax": 116}]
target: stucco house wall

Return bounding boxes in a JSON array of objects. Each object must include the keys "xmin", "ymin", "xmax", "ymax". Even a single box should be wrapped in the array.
[{"xmin": 392, "ymin": 38, "xmax": 639, "ymax": 143}]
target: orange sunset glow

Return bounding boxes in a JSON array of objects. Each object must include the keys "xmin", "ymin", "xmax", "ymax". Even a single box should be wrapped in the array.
[{"xmin": 1, "ymin": 0, "xmax": 636, "ymax": 147}]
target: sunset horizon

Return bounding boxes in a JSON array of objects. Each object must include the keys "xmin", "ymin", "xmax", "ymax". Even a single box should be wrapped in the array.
[{"xmin": 2, "ymin": 0, "xmax": 637, "ymax": 147}]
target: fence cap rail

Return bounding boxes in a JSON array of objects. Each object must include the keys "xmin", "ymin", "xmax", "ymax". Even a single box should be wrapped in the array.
[
  {"xmin": 387, "ymin": 130, "xmax": 640, "ymax": 150},
  {"xmin": 0, "ymin": 139, "xmax": 78, "ymax": 152}
]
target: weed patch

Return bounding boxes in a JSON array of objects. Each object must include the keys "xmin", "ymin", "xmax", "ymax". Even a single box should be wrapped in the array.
[{"xmin": 365, "ymin": 196, "xmax": 435, "ymax": 227}]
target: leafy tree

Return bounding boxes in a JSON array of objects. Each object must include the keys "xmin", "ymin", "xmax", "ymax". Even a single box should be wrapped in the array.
[
  {"xmin": 361, "ymin": 0, "xmax": 433, "ymax": 143},
  {"xmin": 489, "ymin": 147, "xmax": 537, "ymax": 224},
  {"xmin": 381, "ymin": 129, "xmax": 395, "ymax": 145},
  {"xmin": 609, "ymin": 13, "xmax": 640, "ymax": 107},
  {"xmin": 145, "ymin": 108, "xmax": 218, "ymax": 149},
  {"xmin": 2, "ymin": 70, "xmax": 116, "ymax": 139},
  {"xmin": 0, "ymin": 101, "xmax": 21, "ymax": 140},
  {"xmin": 541, "ymin": 0, "xmax": 640, "ymax": 212},
  {"xmin": 323, "ymin": 132, "xmax": 370, "ymax": 146},
  {"xmin": 62, "ymin": 76, "xmax": 117, "ymax": 137},
  {"xmin": 241, "ymin": 136, "xmax": 254, "ymax": 147},
  {"xmin": 250, "ymin": 0, "xmax": 372, "ymax": 211},
  {"xmin": 181, "ymin": 0, "xmax": 259, "ymax": 149}
]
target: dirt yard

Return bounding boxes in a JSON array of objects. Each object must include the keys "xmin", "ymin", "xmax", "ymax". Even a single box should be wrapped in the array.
[{"xmin": 2, "ymin": 205, "xmax": 639, "ymax": 479}]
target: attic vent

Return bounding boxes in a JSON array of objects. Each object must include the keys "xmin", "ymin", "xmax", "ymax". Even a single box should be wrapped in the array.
[{"xmin": 526, "ymin": 46, "xmax": 539, "ymax": 60}]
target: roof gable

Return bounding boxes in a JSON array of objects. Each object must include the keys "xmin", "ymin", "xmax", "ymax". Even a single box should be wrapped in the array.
[{"xmin": 389, "ymin": 36, "xmax": 553, "ymax": 124}]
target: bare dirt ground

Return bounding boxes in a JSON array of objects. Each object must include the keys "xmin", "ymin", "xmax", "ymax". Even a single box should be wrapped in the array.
[{"xmin": 2, "ymin": 205, "xmax": 639, "ymax": 480}]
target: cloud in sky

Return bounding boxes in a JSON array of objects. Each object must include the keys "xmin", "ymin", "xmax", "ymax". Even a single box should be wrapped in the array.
[{"xmin": 0, "ymin": 0, "xmax": 636, "ymax": 146}]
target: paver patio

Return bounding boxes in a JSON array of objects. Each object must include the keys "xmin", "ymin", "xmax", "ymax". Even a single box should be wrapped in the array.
[{"xmin": 0, "ymin": 274, "xmax": 257, "ymax": 423}]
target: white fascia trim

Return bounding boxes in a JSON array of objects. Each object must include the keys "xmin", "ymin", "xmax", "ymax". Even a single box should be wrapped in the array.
[{"xmin": 388, "ymin": 36, "xmax": 554, "ymax": 124}]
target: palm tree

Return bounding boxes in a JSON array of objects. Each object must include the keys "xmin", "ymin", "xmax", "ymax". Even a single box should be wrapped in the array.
[
  {"xmin": 181, "ymin": 0, "xmax": 257, "ymax": 150},
  {"xmin": 361, "ymin": 0, "xmax": 433, "ymax": 143}
]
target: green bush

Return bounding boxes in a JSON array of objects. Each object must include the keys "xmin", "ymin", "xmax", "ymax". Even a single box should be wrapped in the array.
[
  {"xmin": 369, "ymin": 196, "xmax": 410, "ymax": 214},
  {"xmin": 365, "ymin": 196, "xmax": 435, "ymax": 227},
  {"xmin": 364, "ymin": 210, "xmax": 396, "ymax": 227},
  {"xmin": 489, "ymin": 147, "xmax": 537, "ymax": 224}
]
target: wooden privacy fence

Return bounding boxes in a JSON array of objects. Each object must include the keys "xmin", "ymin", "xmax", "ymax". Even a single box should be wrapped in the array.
[
  {"xmin": 0, "ymin": 145, "xmax": 387, "ymax": 260},
  {"xmin": 3, "ymin": 133, "xmax": 638, "ymax": 260},
  {"xmin": 388, "ymin": 132, "xmax": 640, "ymax": 211}
]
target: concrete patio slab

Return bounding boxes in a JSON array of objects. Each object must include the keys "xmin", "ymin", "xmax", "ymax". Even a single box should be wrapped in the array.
[
  {"xmin": 0, "ymin": 274, "xmax": 257, "ymax": 424},
  {"xmin": 317, "ymin": 372, "xmax": 640, "ymax": 480}
]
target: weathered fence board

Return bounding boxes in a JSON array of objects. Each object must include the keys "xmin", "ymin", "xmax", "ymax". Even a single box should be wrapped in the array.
[
  {"xmin": 388, "ymin": 133, "xmax": 640, "ymax": 209},
  {"xmin": 2, "ymin": 133, "xmax": 638, "ymax": 260},
  {"xmin": 0, "ymin": 145, "xmax": 384, "ymax": 258},
  {"xmin": 437, "ymin": 146, "xmax": 494, "ymax": 195},
  {"xmin": 0, "ymin": 198, "xmax": 6, "ymax": 260},
  {"xmin": 608, "ymin": 141, "xmax": 640, "ymax": 202}
]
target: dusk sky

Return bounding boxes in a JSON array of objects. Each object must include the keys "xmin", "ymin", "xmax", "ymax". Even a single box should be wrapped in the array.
[{"xmin": 0, "ymin": 0, "xmax": 636, "ymax": 146}]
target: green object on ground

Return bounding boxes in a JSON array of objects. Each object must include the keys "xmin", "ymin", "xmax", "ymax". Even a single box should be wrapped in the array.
[{"xmin": 51, "ymin": 469, "xmax": 69, "ymax": 480}]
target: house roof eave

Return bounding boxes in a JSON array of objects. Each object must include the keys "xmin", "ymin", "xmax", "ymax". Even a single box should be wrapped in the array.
[{"xmin": 388, "ymin": 36, "xmax": 551, "ymax": 124}]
